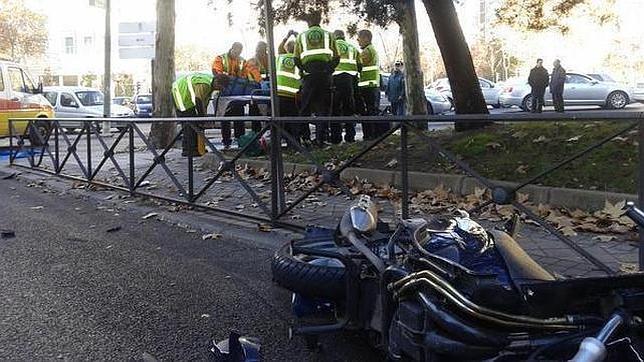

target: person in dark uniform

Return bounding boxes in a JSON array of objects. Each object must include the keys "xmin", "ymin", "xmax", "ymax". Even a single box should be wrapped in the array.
[
  {"xmin": 357, "ymin": 29, "xmax": 384, "ymax": 140},
  {"xmin": 528, "ymin": 58, "xmax": 549, "ymax": 113},
  {"xmin": 293, "ymin": 12, "xmax": 340, "ymax": 146},
  {"xmin": 330, "ymin": 30, "xmax": 361, "ymax": 144}
]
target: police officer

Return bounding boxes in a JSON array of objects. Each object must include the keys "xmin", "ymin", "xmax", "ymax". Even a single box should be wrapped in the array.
[
  {"xmin": 357, "ymin": 29, "xmax": 384, "ymax": 140},
  {"xmin": 172, "ymin": 72, "xmax": 218, "ymax": 157},
  {"xmin": 294, "ymin": 12, "xmax": 339, "ymax": 146},
  {"xmin": 276, "ymin": 38, "xmax": 303, "ymax": 145},
  {"xmin": 330, "ymin": 30, "xmax": 360, "ymax": 144}
]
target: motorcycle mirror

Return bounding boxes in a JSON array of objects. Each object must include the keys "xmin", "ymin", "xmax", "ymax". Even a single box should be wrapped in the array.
[{"xmin": 350, "ymin": 195, "xmax": 378, "ymax": 233}]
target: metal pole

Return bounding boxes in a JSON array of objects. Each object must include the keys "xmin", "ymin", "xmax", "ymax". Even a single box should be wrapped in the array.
[
  {"xmin": 129, "ymin": 123, "xmax": 135, "ymax": 194},
  {"xmin": 102, "ymin": 0, "xmax": 112, "ymax": 136},
  {"xmin": 264, "ymin": 0, "xmax": 284, "ymax": 221},
  {"xmin": 401, "ymin": 122, "xmax": 409, "ymax": 219},
  {"xmin": 639, "ymin": 119, "xmax": 644, "ymax": 270}
]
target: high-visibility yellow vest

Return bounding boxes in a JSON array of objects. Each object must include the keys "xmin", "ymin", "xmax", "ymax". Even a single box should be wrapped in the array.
[
  {"xmin": 221, "ymin": 53, "xmax": 245, "ymax": 76},
  {"xmin": 295, "ymin": 26, "xmax": 335, "ymax": 65},
  {"xmin": 276, "ymin": 53, "xmax": 301, "ymax": 98},
  {"xmin": 172, "ymin": 73, "xmax": 213, "ymax": 112},
  {"xmin": 334, "ymin": 39, "xmax": 359, "ymax": 77},
  {"xmin": 359, "ymin": 44, "xmax": 380, "ymax": 88}
]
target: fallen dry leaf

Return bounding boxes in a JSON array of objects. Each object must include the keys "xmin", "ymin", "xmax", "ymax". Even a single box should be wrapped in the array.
[
  {"xmin": 258, "ymin": 224, "xmax": 273, "ymax": 232},
  {"xmin": 386, "ymin": 159, "xmax": 398, "ymax": 168}
]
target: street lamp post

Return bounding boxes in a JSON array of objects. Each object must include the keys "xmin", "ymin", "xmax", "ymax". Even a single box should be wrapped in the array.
[{"xmin": 103, "ymin": 0, "xmax": 112, "ymax": 136}]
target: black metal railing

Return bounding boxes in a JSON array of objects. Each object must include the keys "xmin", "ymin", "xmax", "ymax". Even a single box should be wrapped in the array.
[{"xmin": 7, "ymin": 111, "xmax": 644, "ymax": 274}]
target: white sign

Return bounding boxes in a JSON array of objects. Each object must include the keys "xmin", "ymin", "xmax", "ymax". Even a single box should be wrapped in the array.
[
  {"xmin": 119, "ymin": 22, "xmax": 155, "ymax": 34},
  {"xmin": 119, "ymin": 46, "xmax": 155, "ymax": 59},
  {"xmin": 118, "ymin": 22, "xmax": 156, "ymax": 60},
  {"xmin": 119, "ymin": 33, "xmax": 155, "ymax": 47}
]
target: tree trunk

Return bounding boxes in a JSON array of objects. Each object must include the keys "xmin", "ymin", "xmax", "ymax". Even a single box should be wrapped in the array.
[
  {"xmin": 398, "ymin": 0, "xmax": 427, "ymax": 119},
  {"xmin": 150, "ymin": 0, "xmax": 176, "ymax": 148},
  {"xmin": 421, "ymin": 0, "xmax": 489, "ymax": 131}
]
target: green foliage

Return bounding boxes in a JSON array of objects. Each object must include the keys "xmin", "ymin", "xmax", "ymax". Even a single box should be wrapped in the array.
[
  {"xmin": 0, "ymin": 0, "xmax": 48, "ymax": 61},
  {"xmin": 80, "ymin": 73, "xmax": 98, "ymax": 88},
  {"xmin": 114, "ymin": 73, "xmax": 134, "ymax": 97},
  {"xmin": 496, "ymin": 0, "xmax": 618, "ymax": 33}
]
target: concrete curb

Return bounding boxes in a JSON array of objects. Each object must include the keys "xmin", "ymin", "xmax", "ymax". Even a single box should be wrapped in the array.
[{"xmin": 236, "ymin": 158, "xmax": 636, "ymax": 211}]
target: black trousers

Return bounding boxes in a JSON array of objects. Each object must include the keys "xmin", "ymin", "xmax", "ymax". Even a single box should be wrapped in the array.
[
  {"xmin": 300, "ymin": 69, "xmax": 333, "ymax": 144},
  {"xmin": 249, "ymin": 104, "xmax": 263, "ymax": 133},
  {"xmin": 531, "ymin": 87, "xmax": 546, "ymax": 113},
  {"xmin": 359, "ymin": 87, "xmax": 386, "ymax": 140},
  {"xmin": 331, "ymin": 73, "xmax": 357, "ymax": 144},
  {"xmin": 221, "ymin": 103, "xmax": 245, "ymax": 146},
  {"xmin": 552, "ymin": 90, "xmax": 565, "ymax": 112},
  {"xmin": 278, "ymin": 95, "xmax": 302, "ymax": 145}
]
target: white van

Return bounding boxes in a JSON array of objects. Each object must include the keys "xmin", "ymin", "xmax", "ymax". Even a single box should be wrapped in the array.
[{"xmin": 43, "ymin": 86, "xmax": 134, "ymax": 131}]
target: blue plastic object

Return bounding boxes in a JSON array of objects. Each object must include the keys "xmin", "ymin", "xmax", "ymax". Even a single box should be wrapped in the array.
[{"xmin": 220, "ymin": 77, "xmax": 261, "ymax": 96}]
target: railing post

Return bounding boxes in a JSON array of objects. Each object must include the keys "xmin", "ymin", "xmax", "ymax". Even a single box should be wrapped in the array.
[
  {"xmin": 129, "ymin": 123, "xmax": 135, "ymax": 195},
  {"xmin": 54, "ymin": 121, "xmax": 60, "ymax": 172},
  {"xmin": 86, "ymin": 122, "xmax": 92, "ymax": 180},
  {"xmin": 401, "ymin": 120, "xmax": 410, "ymax": 219},
  {"xmin": 9, "ymin": 120, "xmax": 13, "ymax": 165},
  {"xmin": 639, "ymin": 118, "xmax": 644, "ymax": 271}
]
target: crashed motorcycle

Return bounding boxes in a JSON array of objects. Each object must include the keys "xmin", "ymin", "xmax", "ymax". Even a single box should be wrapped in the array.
[{"xmin": 272, "ymin": 195, "xmax": 644, "ymax": 361}]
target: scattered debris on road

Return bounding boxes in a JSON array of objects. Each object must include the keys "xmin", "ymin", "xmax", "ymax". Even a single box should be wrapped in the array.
[
  {"xmin": 29, "ymin": 206, "xmax": 44, "ymax": 210},
  {"xmin": 1, "ymin": 230, "xmax": 15, "ymax": 239},
  {"xmin": 257, "ymin": 224, "xmax": 273, "ymax": 232},
  {"xmin": 202, "ymin": 233, "xmax": 222, "ymax": 240},
  {"xmin": 106, "ymin": 226, "xmax": 122, "ymax": 233},
  {"xmin": 142, "ymin": 212, "xmax": 158, "ymax": 220}
]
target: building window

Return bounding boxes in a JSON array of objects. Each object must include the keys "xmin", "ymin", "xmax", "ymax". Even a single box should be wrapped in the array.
[
  {"xmin": 84, "ymin": 36, "xmax": 93, "ymax": 47},
  {"xmin": 65, "ymin": 37, "xmax": 76, "ymax": 54}
]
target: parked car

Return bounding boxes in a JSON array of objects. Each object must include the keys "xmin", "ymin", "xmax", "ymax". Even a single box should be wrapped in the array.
[
  {"xmin": 43, "ymin": 86, "xmax": 134, "ymax": 131},
  {"xmin": 0, "ymin": 59, "xmax": 54, "ymax": 144},
  {"xmin": 499, "ymin": 72, "xmax": 635, "ymax": 110},
  {"xmin": 634, "ymin": 80, "xmax": 644, "ymax": 103},
  {"xmin": 587, "ymin": 73, "xmax": 617, "ymax": 83},
  {"xmin": 428, "ymin": 77, "xmax": 501, "ymax": 108},
  {"xmin": 380, "ymin": 74, "xmax": 452, "ymax": 116},
  {"xmin": 131, "ymin": 94, "xmax": 152, "ymax": 118},
  {"xmin": 112, "ymin": 97, "xmax": 131, "ymax": 107}
]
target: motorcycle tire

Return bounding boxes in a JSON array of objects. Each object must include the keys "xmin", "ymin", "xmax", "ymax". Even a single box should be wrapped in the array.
[{"xmin": 271, "ymin": 242, "xmax": 346, "ymax": 300}]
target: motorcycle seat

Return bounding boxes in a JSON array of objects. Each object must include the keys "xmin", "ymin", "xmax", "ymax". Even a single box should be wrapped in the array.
[{"xmin": 489, "ymin": 230, "xmax": 555, "ymax": 286}]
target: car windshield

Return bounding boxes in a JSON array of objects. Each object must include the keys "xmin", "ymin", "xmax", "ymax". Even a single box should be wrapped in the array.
[
  {"xmin": 75, "ymin": 91, "xmax": 104, "ymax": 106},
  {"xmin": 136, "ymin": 95, "xmax": 152, "ymax": 104}
]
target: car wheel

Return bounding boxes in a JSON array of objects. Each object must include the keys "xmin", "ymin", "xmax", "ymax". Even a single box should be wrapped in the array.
[
  {"xmin": 521, "ymin": 95, "xmax": 532, "ymax": 112},
  {"xmin": 28, "ymin": 120, "xmax": 51, "ymax": 146},
  {"xmin": 492, "ymin": 102, "xmax": 501, "ymax": 109},
  {"xmin": 427, "ymin": 101, "xmax": 434, "ymax": 115},
  {"xmin": 606, "ymin": 91, "xmax": 629, "ymax": 109}
]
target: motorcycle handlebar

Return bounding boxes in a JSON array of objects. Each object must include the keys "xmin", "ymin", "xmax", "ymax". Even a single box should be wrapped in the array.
[{"xmin": 624, "ymin": 202, "xmax": 644, "ymax": 229}]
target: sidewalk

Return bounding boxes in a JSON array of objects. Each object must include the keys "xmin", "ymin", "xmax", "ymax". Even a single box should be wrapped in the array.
[{"xmin": 6, "ymin": 136, "xmax": 640, "ymax": 279}]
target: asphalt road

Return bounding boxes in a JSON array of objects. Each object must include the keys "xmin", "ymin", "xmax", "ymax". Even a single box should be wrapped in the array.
[{"xmin": 0, "ymin": 176, "xmax": 380, "ymax": 361}]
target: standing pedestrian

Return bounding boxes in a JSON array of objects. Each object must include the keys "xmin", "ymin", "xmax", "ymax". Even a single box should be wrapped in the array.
[
  {"xmin": 386, "ymin": 60, "xmax": 406, "ymax": 116},
  {"xmin": 357, "ymin": 29, "xmax": 384, "ymax": 140},
  {"xmin": 172, "ymin": 72, "xmax": 218, "ymax": 157},
  {"xmin": 550, "ymin": 59, "xmax": 566, "ymax": 113},
  {"xmin": 276, "ymin": 38, "xmax": 303, "ymax": 146},
  {"xmin": 330, "ymin": 29, "xmax": 361, "ymax": 144},
  {"xmin": 294, "ymin": 12, "xmax": 340, "ymax": 146},
  {"xmin": 528, "ymin": 58, "xmax": 549, "ymax": 113}
]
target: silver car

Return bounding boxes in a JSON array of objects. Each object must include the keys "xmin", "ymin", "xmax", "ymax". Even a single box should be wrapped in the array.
[
  {"xmin": 429, "ymin": 77, "xmax": 501, "ymax": 108},
  {"xmin": 380, "ymin": 74, "xmax": 452, "ymax": 115},
  {"xmin": 43, "ymin": 86, "xmax": 134, "ymax": 131},
  {"xmin": 633, "ymin": 80, "xmax": 644, "ymax": 103},
  {"xmin": 499, "ymin": 72, "xmax": 635, "ymax": 110}
]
